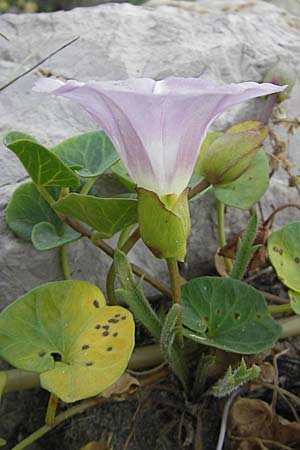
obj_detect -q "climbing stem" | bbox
[80,177,96,195]
[60,245,71,280]
[45,393,59,427]
[106,227,141,305]
[166,258,184,346]
[216,199,233,274]
[268,303,293,315]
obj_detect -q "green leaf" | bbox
[3,130,37,146]
[289,290,300,315]
[0,281,135,402]
[6,140,80,188]
[111,160,136,192]
[32,222,81,251]
[231,213,259,280]
[182,277,281,354]
[6,182,62,241]
[268,222,300,292]
[210,358,260,398]
[54,193,138,239]
[214,150,269,210]
[52,131,119,178]
[0,439,6,447]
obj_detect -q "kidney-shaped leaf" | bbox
[214,150,269,210]
[6,182,62,241]
[32,222,81,251]
[6,139,80,188]
[54,193,138,238]
[268,222,300,292]
[0,281,135,402]
[52,131,119,178]
[182,277,281,354]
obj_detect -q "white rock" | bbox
[1,0,300,306]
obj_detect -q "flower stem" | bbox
[259,93,277,125]
[60,245,71,280]
[216,199,232,274]
[45,393,59,427]
[106,227,141,305]
[166,258,184,346]
[188,179,210,199]
[268,303,293,315]
[80,177,97,195]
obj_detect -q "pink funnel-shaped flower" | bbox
[33,77,284,196]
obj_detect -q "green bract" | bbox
[268,222,300,292]
[137,188,190,261]
[0,281,135,402]
[5,139,80,188]
[182,277,281,354]
[52,131,119,178]
[197,130,264,186]
[54,193,138,239]
[214,150,269,210]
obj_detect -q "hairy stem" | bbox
[166,258,184,346]
[216,199,232,274]
[106,227,141,305]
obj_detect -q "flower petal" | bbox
[33,77,285,195]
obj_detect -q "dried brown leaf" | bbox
[100,372,140,400]
[229,397,300,449]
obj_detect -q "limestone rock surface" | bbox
[1,0,300,308]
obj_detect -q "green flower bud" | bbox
[137,188,190,261]
[263,62,296,102]
[197,130,264,186]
